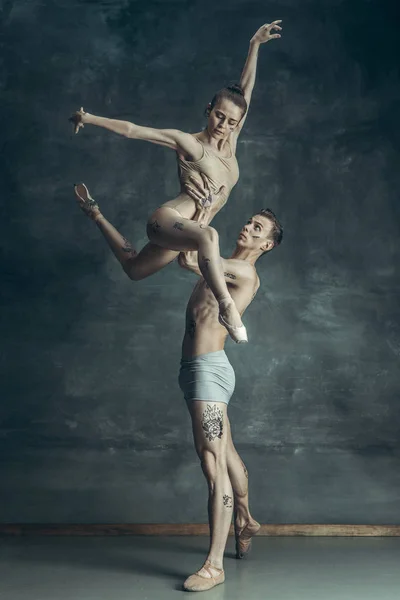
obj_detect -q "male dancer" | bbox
[73,178,282,592]
[176,178,283,591]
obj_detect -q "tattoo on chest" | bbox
[224,272,237,280]
[223,494,233,508]
[187,319,196,338]
[173,221,184,231]
[148,220,161,235]
[201,404,223,442]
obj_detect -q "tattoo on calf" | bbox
[224,272,237,280]
[188,319,196,338]
[223,494,233,508]
[173,221,184,231]
[201,404,223,442]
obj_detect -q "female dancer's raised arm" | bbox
[233,20,282,136]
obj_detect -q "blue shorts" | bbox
[179,350,235,405]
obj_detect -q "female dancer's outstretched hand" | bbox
[185,174,225,212]
[69,107,87,134]
[251,20,282,44]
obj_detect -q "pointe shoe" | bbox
[235,519,261,559]
[218,301,248,344]
[183,560,225,592]
[74,183,101,220]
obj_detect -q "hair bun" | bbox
[227,83,245,96]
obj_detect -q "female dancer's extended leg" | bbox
[74,183,179,279]
[74,184,246,342]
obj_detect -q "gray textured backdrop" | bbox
[1,0,400,524]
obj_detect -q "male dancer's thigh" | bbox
[147,206,210,252]
[132,242,178,279]
[188,401,228,458]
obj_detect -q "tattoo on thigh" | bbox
[201,404,223,442]
[149,220,161,235]
[223,494,233,508]
[202,257,211,271]
[187,319,196,338]
[173,221,184,231]
[224,272,237,280]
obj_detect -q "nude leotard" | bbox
[159,136,240,219]
[178,137,239,203]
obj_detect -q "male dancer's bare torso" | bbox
[181,257,260,359]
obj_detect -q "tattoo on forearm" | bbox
[201,404,223,442]
[148,220,161,235]
[224,272,237,280]
[241,460,249,479]
[173,221,184,231]
[187,319,196,338]
[223,494,233,508]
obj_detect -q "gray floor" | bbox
[1,535,400,599]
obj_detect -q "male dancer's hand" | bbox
[185,174,225,213]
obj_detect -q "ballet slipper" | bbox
[235,519,261,559]
[218,299,248,344]
[183,559,225,592]
[74,183,101,220]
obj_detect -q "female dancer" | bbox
[70,21,282,342]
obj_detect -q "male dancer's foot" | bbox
[183,559,225,592]
[74,183,102,221]
[234,512,261,559]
